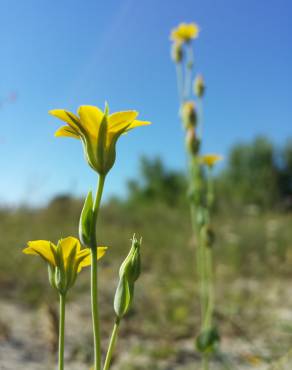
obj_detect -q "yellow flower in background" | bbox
[200,154,223,168]
[49,105,151,175]
[23,237,107,293]
[170,22,199,43]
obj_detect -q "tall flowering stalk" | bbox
[50,104,150,370]
[170,23,222,369]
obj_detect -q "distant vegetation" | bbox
[125,136,292,212]
[1,136,292,368]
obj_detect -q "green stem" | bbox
[201,244,209,329]
[204,246,214,329]
[103,317,121,370]
[91,174,106,370]
[184,43,194,101]
[206,167,214,210]
[58,293,66,370]
[198,99,203,140]
[176,63,184,105]
[202,354,209,370]
[204,168,214,329]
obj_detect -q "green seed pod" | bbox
[196,327,220,353]
[171,42,183,63]
[79,190,94,248]
[181,101,197,129]
[114,235,141,318]
[194,75,205,98]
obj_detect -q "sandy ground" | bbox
[1,287,292,370]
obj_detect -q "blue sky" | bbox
[1,0,291,205]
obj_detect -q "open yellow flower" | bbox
[23,237,107,293]
[200,154,223,168]
[49,105,151,175]
[170,22,199,43]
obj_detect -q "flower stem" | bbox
[176,63,185,105]
[91,174,106,370]
[184,43,194,100]
[202,354,209,370]
[58,293,66,370]
[103,317,121,370]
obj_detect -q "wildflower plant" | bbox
[23,237,106,370]
[23,103,150,370]
[50,104,150,370]
[170,22,222,369]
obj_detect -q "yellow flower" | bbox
[170,22,200,43]
[49,105,151,175]
[200,154,223,168]
[23,237,107,293]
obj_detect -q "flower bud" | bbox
[185,127,200,156]
[196,327,220,353]
[79,191,95,248]
[171,42,183,63]
[200,224,215,248]
[114,235,141,318]
[181,101,197,129]
[194,75,205,98]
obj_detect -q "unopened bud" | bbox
[181,101,197,129]
[194,75,205,98]
[79,191,95,248]
[185,128,200,155]
[114,235,141,318]
[171,42,183,63]
[196,327,220,353]
[200,224,215,248]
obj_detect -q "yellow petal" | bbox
[77,246,107,272]
[23,240,56,266]
[78,105,104,138]
[55,125,80,139]
[126,119,151,131]
[200,154,223,167]
[58,237,81,267]
[108,111,138,132]
[49,109,81,132]
[170,22,200,42]
[76,248,91,260]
